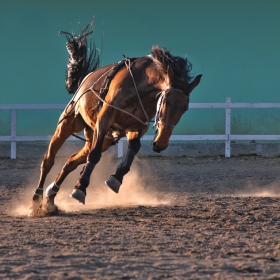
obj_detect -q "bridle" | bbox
[154,86,176,133]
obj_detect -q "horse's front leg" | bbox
[69,119,107,204]
[105,132,141,193]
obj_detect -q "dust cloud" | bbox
[57,156,171,212]
[13,154,170,216]
[235,180,280,198]
[12,153,280,216]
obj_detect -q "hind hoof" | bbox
[42,205,59,216]
[28,202,41,217]
[42,200,59,216]
[70,189,86,204]
[105,175,121,193]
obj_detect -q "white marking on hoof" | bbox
[45,182,60,197]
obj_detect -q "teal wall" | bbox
[0,0,280,136]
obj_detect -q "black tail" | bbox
[59,18,101,94]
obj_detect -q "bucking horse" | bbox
[29,19,202,216]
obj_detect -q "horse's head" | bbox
[153,75,202,153]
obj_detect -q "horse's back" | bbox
[78,63,118,95]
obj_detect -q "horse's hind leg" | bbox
[105,132,141,193]
[44,127,93,207]
[45,127,118,206]
[30,113,83,215]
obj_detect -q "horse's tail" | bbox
[59,18,101,94]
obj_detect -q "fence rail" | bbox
[1,98,280,159]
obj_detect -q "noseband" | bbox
[154,86,176,132]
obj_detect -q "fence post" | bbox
[225,97,231,157]
[11,110,17,159]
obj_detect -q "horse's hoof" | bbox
[42,204,59,215]
[42,199,59,216]
[105,175,121,193]
[69,189,86,204]
[28,202,41,217]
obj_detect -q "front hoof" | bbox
[105,175,121,193]
[70,189,86,204]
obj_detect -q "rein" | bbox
[88,87,149,126]
[124,56,150,126]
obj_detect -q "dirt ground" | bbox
[0,155,280,279]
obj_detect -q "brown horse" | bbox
[30,23,202,216]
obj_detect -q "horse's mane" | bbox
[151,45,193,91]
[59,18,101,94]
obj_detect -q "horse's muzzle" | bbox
[153,141,167,153]
[153,141,160,153]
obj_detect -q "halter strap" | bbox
[157,120,175,128]
[154,86,175,130]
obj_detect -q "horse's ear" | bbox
[189,75,202,94]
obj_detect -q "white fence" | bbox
[1,98,280,159]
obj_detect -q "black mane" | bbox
[151,45,193,92]
[60,18,101,94]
